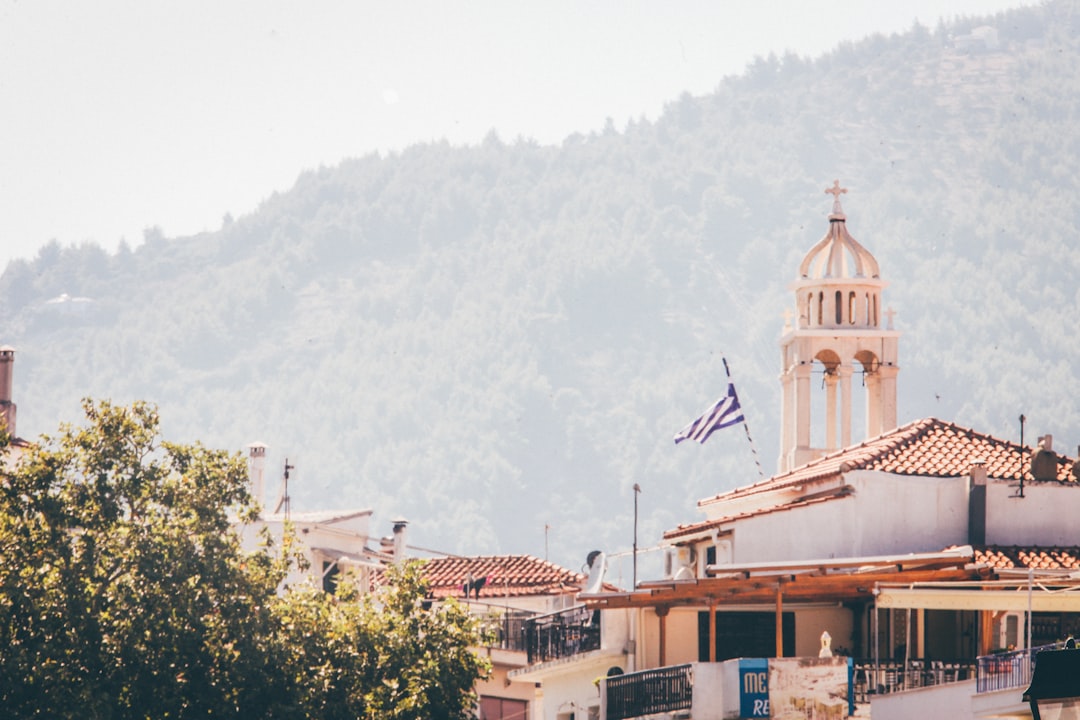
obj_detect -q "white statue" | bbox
[819,630,833,658]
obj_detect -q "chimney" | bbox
[1031,435,1059,482]
[0,346,16,438]
[392,518,409,564]
[968,459,987,546]
[247,442,267,509]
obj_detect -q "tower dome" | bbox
[798,180,880,280]
[790,181,887,331]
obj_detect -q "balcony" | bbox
[604,664,693,720]
[976,642,1066,694]
[851,658,976,701]
[480,608,534,653]
[523,605,601,664]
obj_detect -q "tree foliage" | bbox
[0,400,489,719]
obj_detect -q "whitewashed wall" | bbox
[985,479,1080,546]
[729,471,969,562]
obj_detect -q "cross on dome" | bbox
[825,179,847,215]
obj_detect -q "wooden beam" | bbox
[584,567,985,610]
[656,605,669,667]
[776,584,784,658]
[708,600,717,662]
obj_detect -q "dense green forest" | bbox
[2,2,1078,576]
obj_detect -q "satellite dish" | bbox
[582,550,607,595]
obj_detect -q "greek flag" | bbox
[674,383,745,444]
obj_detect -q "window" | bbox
[835,290,842,324]
[848,291,856,324]
[322,560,339,594]
[698,611,795,661]
[481,696,528,720]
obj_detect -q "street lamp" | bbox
[1023,647,1080,720]
[632,483,641,589]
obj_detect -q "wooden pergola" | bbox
[580,547,994,663]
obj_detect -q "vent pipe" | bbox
[1031,435,1058,482]
[0,346,15,438]
[247,442,267,509]
[391,518,409,564]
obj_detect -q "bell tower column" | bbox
[794,362,812,462]
[824,370,839,450]
[878,364,899,436]
[838,364,853,448]
[779,354,795,471]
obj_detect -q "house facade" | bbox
[414,554,595,720]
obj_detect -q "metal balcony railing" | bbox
[523,605,601,664]
[852,659,976,701]
[604,664,693,720]
[976,642,1065,694]
[480,610,534,653]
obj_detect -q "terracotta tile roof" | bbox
[700,417,1076,506]
[410,555,587,600]
[974,545,1080,571]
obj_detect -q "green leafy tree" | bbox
[0,399,287,718]
[272,562,491,720]
[0,400,490,719]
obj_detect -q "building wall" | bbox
[665,608,703,666]
[794,607,853,658]
[985,480,1080,546]
[477,662,538,719]
[870,678,977,720]
[731,471,969,563]
[537,657,614,720]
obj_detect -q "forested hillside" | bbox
[2,2,1078,575]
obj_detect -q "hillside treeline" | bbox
[1,1,1078,573]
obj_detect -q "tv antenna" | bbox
[274,458,295,517]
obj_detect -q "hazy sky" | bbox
[1,0,1028,269]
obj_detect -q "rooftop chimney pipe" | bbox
[247,442,267,510]
[0,346,15,438]
[392,518,408,564]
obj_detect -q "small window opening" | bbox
[322,560,340,594]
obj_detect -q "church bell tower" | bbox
[778,182,900,473]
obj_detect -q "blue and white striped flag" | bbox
[674,383,745,444]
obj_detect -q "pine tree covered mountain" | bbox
[2,2,1078,573]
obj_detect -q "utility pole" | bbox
[633,483,642,589]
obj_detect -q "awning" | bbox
[876,582,1080,612]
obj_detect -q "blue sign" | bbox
[739,658,769,718]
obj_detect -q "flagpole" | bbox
[722,357,765,479]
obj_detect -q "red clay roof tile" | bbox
[397,555,587,600]
[975,545,1080,571]
[699,417,1076,508]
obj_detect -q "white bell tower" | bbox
[778,181,900,473]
